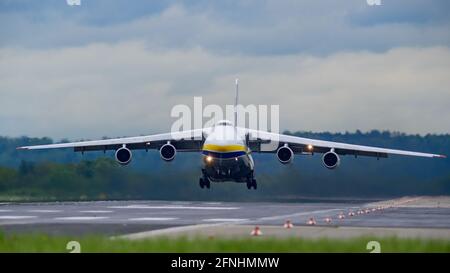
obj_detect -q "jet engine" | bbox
[322,151,340,169]
[115,147,132,165]
[160,143,176,161]
[277,145,294,164]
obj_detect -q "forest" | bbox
[0,130,449,201]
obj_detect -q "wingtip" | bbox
[16,147,28,150]
[434,154,447,159]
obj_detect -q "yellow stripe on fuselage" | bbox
[202,143,246,153]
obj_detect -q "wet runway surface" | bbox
[1,199,450,236]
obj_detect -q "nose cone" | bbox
[202,125,247,159]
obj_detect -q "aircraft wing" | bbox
[17,128,210,153]
[243,129,446,159]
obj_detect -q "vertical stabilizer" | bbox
[234,78,239,127]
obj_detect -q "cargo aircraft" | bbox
[18,80,446,189]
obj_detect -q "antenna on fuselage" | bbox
[234,78,239,127]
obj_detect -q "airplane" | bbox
[17,80,446,190]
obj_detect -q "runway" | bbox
[1,197,450,238]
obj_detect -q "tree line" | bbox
[0,131,449,201]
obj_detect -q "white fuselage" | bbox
[201,121,254,182]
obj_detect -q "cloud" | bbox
[0,1,449,139]
[1,1,449,55]
[349,0,450,26]
[1,43,449,139]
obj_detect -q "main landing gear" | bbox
[199,176,211,189]
[246,174,257,190]
[199,169,211,189]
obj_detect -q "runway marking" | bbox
[80,210,113,213]
[27,210,61,213]
[108,205,239,210]
[203,218,248,222]
[0,215,37,220]
[0,209,12,212]
[258,208,342,221]
[128,217,178,221]
[54,216,109,221]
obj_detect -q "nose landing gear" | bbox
[199,177,211,189]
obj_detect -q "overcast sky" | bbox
[1,0,449,140]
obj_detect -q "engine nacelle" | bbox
[115,147,132,165]
[322,151,340,169]
[277,146,294,164]
[160,143,176,161]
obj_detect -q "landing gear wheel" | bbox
[246,177,257,190]
[200,177,211,189]
[252,179,257,190]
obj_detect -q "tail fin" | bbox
[234,78,239,127]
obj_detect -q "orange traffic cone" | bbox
[251,226,262,236]
[283,220,294,229]
[307,217,316,225]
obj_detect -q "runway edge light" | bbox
[283,219,294,229]
[250,226,262,236]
